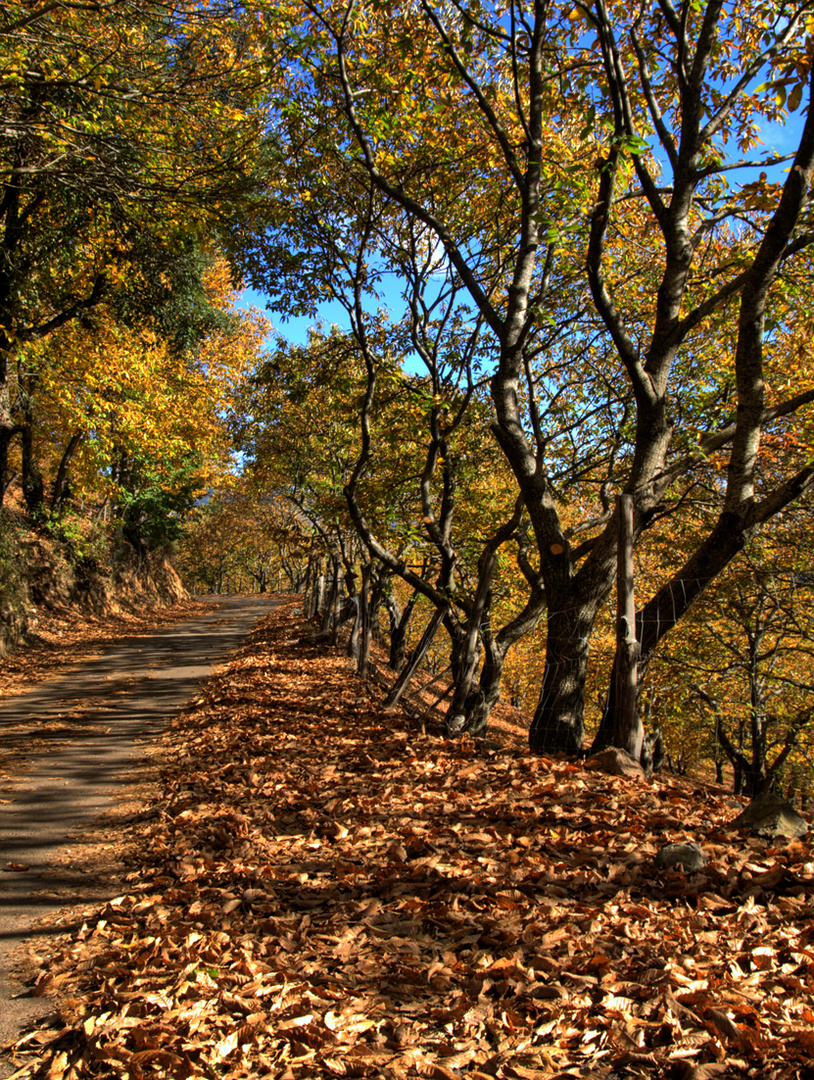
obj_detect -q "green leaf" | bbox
[580,105,596,140]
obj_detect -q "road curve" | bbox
[0,594,280,1073]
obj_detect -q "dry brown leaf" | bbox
[11,598,814,1080]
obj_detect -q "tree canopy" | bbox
[4,0,814,795]
[230,0,814,765]
[0,0,266,500]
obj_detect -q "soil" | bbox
[0,600,750,1080]
[7,601,808,1080]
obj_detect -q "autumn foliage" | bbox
[3,0,814,786]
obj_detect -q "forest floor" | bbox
[3,597,814,1080]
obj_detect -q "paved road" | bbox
[0,595,279,1074]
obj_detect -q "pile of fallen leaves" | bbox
[10,599,814,1080]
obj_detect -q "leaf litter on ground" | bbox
[7,598,814,1080]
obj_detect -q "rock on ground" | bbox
[728,790,808,839]
[655,841,708,872]
[584,747,645,780]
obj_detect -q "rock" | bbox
[655,842,707,872]
[298,630,333,645]
[584,747,645,780]
[729,790,808,839]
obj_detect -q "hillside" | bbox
[6,598,813,1080]
[0,488,190,664]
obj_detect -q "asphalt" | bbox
[0,594,280,1074]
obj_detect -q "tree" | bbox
[657,513,814,797]
[0,0,265,501]
[233,311,547,733]
[251,0,814,759]
[11,256,267,565]
[233,328,372,632]
[178,480,314,594]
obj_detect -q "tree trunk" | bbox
[15,367,43,515]
[445,546,498,734]
[528,602,596,755]
[592,496,645,759]
[0,422,12,507]
[357,562,372,679]
[747,637,768,796]
[368,564,388,644]
[387,589,418,670]
[713,714,723,784]
[313,573,326,619]
[302,557,316,615]
[384,605,447,711]
[733,764,744,796]
[20,422,43,516]
[445,617,478,730]
[444,506,539,737]
[347,596,360,660]
[51,432,83,514]
[613,495,643,757]
[718,714,752,798]
[447,637,507,739]
[305,559,322,617]
[0,338,18,507]
[595,513,756,752]
[321,556,341,635]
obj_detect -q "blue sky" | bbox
[234,286,353,348]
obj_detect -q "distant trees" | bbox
[179,480,314,595]
[227,324,548,733]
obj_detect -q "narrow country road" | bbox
[0,595,280,1074]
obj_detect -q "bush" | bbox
[36,508,109,566]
